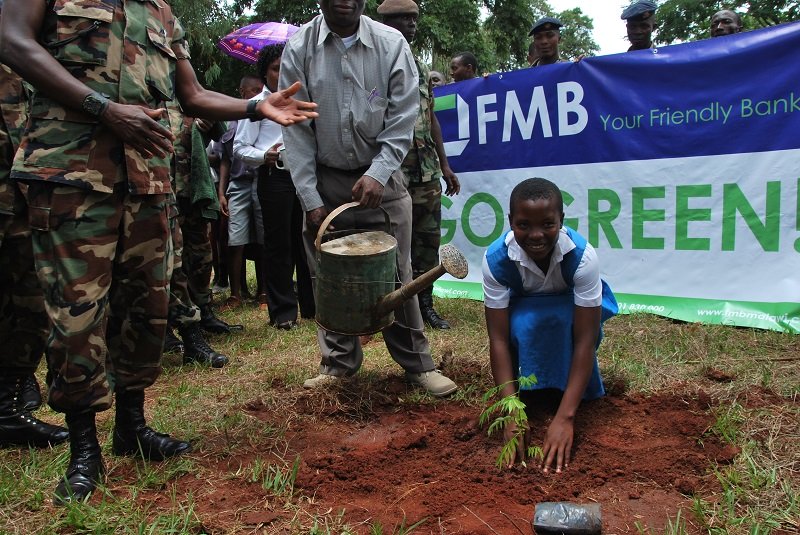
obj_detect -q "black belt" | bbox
[317,163,370,178]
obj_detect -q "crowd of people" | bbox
[447,1,746,83]
[0,0,766,507]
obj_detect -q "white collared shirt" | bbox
[482,229,603,309]
[233,87,283,166]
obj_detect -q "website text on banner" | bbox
[432,22,800,333]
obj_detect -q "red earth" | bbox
[136,374,740,534]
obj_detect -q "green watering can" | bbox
[314,202,468,336]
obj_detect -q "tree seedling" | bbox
[479,374,543,469]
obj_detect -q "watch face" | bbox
[83,94,107,117]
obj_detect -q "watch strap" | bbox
[246,99,261,121]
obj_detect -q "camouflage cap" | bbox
[621,0,658,20]
[529,16,563,36]
[377,0,419,16]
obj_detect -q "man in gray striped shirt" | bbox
[279,0,457,396]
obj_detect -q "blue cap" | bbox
[621,0,658,20]
[529,16,563,36]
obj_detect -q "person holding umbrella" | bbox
[0,0,316,506]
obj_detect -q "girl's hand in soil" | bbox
[503,419,530,468]
[541,416,574,473]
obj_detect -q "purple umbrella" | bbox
[217,22,300,64]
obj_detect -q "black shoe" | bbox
[0,376,69,448]
[54,411,104,505]
[22,374,42,412]
[179,324,229,368]
[199,304,243,334]
[273,320,297,331]
[418,286,451,330]
[112,390,192,461]
[163,327,184,354]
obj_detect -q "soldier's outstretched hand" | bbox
[102,103,174,159]
[258,81,318,126]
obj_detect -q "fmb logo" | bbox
[434,82,590,160]
[434,93,470,157]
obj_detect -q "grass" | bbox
[1,274,798,534]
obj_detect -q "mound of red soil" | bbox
[222,380,728,534]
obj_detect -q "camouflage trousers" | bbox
[0,201,48,375]
[168,197,212,329]
[22,182,171,413]
[409,180,443,277]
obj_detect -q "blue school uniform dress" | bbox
[483,227,618,400]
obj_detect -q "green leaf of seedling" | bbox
[503,397,526,413]
[487,415,512,436]
[527,445,543,460]
[518,373,538,389]
[497,437,519,469]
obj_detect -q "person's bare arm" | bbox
[485,306,528,467]
[175,61,316,126]
[431,108,460,195]
[0,0,175,158]
[217,157,231,217]
[541,304,601,473]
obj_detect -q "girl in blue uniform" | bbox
[483,178,617,472]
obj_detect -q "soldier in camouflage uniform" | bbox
[0,0,316,505]
[379,0,461,330]
[0,30,69,448]
[164,105,233,368]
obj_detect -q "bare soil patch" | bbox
[150,376,736,534]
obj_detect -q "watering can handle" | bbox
[314,201,392,252]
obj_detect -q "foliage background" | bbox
[169,0,600,94]
[656,0,799,44]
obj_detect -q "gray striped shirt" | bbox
[279,15,419,211]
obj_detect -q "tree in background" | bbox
[656,0,800,44]
[170,0,600,91]
[170,0,250,94]
[480,1,599,71]
[556,7,599,61]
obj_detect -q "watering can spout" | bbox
[376,244,469,316]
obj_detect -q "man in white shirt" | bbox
[234,44,314,329]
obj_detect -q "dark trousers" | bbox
[257,166,314,324]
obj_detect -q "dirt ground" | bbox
[138,374,741,535]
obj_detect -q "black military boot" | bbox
[418,286,451,330]
[112,389,192,461]
[21,374,42,411]
[163,327,184,354]
[179,323,229,368]
[0,375,69,448]
[53,411,104,505]
[199,304,242,334]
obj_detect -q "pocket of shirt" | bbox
[49,0,114,66]
[352,88,388,139]
[145,25,178,104]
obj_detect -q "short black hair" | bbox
[509,178,564,215]
[718,8,743,25]
[453,51,478,73]
[257,43,285,81]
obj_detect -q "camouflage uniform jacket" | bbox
[530,56,568,67]
[168,103,193,197]
[400,58,442,186]
[0,63,26,215]
[167,102,225,200]
[11,0,191,196]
